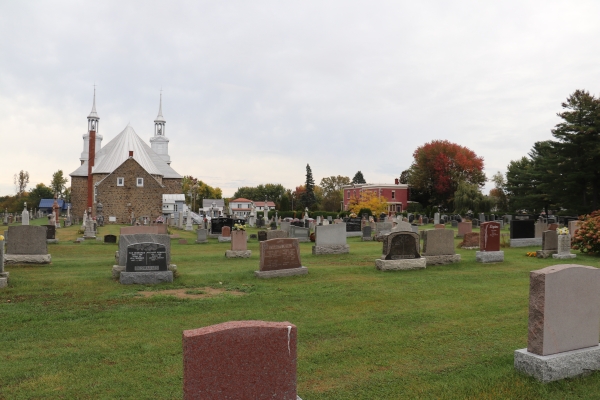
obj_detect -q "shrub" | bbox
[571,212,600,253]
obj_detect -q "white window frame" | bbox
[117,177,124,186]
[137,177,144,187]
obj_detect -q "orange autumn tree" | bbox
[348,190,388,216]
[404,140,486,211]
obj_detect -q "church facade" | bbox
[70,91,183,223]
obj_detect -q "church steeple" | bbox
[87,86,100,132]
[150,91,171,165]
[80,86,103,165]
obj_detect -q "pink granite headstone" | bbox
[547,223,558,231]
[221,226,231,237]
[527,265,600,356]
[231,230,248,251]
[183,320,297,399]
[479,222,500,251]
[434,224,445,229]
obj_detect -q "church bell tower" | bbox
[150,92,171,165]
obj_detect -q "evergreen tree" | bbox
[301,164,316,209]
[352,171,366,184]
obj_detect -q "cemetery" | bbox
[3,216,600,398]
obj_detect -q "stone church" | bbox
[70,90,183,223]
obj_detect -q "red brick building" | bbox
[342,180,409,215]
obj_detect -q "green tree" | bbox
[352,171,366,184]
[301,164,316,209]
[50,170,68,197]
[550,89,600,213]
[182,176,222,213]
[29,183,54,209]
[489,172,509,212]
[320,175,350,212]
[453,181,491,214]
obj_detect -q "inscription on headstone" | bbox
[382,232,420,260]
[126,243,168,272]
[259,238,302,271]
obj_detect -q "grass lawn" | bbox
[1,222,600,399]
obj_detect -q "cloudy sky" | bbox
[2,1,599,197]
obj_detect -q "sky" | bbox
[1,1,600,198]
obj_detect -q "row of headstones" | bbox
[181,262,600,400]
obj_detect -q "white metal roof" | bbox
[70,125,182,179]
[163,194,185,202]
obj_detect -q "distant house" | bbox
[202,199,225,218]
[342,180,409,215]
[230,198,253,218]
[38,199,70,214]
[162,194,186,219]
[254,201,276,213]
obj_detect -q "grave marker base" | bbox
[510,238,542,247]
[425,254,461,266]
[195,239,208,244]
[112,264,177,279]
[514,345,600,383]
[552,253,576,259]
[475,251,504,263]
[4,254,51,264]
[0,277,7,288]
[361,237,373,242]
[312,245,350,255]
[47,239,59,244]
[120,271,173,285]
[375,258,426,271]
[254,266,308,279]
[536,250,557,259]
[225,250,252,258]
[218,236,232,243]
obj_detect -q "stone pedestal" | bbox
[312,244,349,255]
[375,258,426,271]
[113,264,177,280]
[514,345,600,382]
[475,251,504,263]
[536,250,557,259]
[218,236,232,243]
[552,235,576,259]
[4,254,52,264]
[120,271,173,285]
[424,254,461,266]
[361,236,373,242]
[510,238,542,247]
[225,250,252,258]
[255,266,308,278]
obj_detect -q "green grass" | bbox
[1,223,600,399]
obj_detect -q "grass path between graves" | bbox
[1,224,600,399]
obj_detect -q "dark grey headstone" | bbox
[6,226,47,255]
[362,226,372,237]
[382,232,420,260]
[511,220,535,239]
[126,243,168,272]
[542,230,558,251]
[104,234,117,243]
[257,231,268,242]
[44,225,56,240]
[422,229,455,256]
[118,234,170,266]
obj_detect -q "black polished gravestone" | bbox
[104,234,117,243]
[257,231,268,242]
[210,217,233,235]
[126,243,168,272]
[343,217,361,232]
[44,224,56,240]
[510,219,535,239]
[382,232,421,260]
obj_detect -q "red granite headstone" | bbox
[179,239,188,244]
[548,223,558,231]
[183,320,297,400]
[221,226,231,237]
[457,221,472,237]
[434,224,445,229]
[260,238,302,271]
[460,232,480,248]
[480,222,501,251]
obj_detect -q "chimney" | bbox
[395,178,399,185]
[129,151,134,157]
[86,129,96,210]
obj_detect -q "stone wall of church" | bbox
[96,158,165,223]
[70,176,88,221]
[163,178,182,194]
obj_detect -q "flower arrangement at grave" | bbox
[556,227,569,236]
[233,223,246,231]
[0,234,4,241]
[526,251,537,257]
[571,211,600,253]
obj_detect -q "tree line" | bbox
[1,170,69,213]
